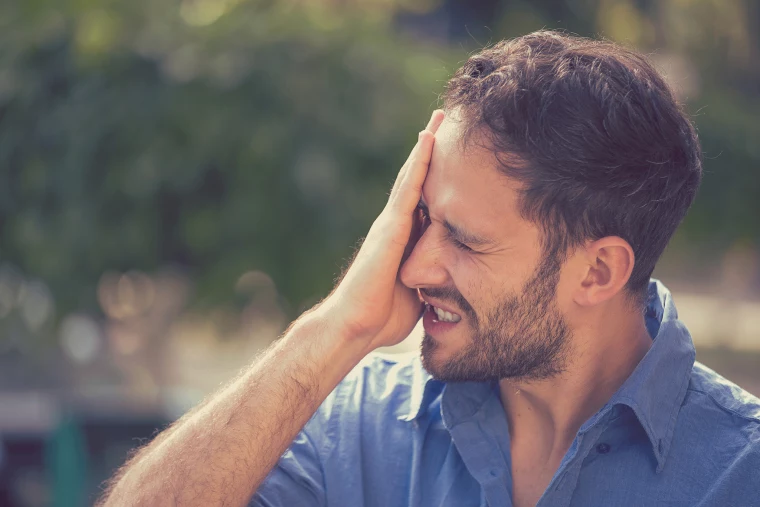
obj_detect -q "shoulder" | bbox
[313,351,427,424]
[337,351,427,411]
[662,362,760,502]
[675,361,760,465]
[343,350,424,393]
[686,361,760,424]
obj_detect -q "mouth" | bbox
[422,302,461,336]
[420,294,464,337]
[419,291,465,336]
[419,291,463,323]
[424,302,461,323]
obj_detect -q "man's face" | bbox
[399,116,573,383]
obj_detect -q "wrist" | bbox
[285,302,373,385]
[305,296,373,346]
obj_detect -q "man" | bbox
[99,31,760,507]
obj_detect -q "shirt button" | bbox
[596,442,611,454]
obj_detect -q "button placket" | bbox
[540,421,612,507]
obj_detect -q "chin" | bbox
[420,333,456,378]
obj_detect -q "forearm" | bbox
[99,307,368,507]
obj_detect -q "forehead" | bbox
[424,117,525,238]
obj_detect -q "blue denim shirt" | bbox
[253,279,760,506]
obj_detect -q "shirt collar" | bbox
[591,278,696,473]
[398,279,695,473]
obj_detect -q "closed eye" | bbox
[447,233,474,252]
[417,205,474,253]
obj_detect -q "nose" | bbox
[399,228,449,289]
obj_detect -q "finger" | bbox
[390,141,419,195]
[425,109,445,134]
[401,206,422,264]
[392,129,435,211]
[390,110,444,197]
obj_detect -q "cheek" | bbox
[551,262,575,310]
[452,255,528,311]
[448,259,486,310]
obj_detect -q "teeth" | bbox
[432,305,461,323]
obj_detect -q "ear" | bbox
[574,237,635,307]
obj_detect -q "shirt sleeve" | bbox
[248,413,327,507]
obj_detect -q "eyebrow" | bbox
[418,198,496,247]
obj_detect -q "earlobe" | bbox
[575,237,635,307]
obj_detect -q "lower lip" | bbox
[422,305,461,335]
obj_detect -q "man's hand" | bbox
[323,109,445,350]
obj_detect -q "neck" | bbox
[499,308,652,464]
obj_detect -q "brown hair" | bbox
[444,30,703,310]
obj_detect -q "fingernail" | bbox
[418,131,425,139]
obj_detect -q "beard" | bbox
[420,251,572,383]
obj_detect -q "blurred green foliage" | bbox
[0,0,758,332]
[0,0,451,320]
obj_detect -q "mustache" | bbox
[420,286,477,323]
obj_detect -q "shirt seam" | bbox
[686,387,760,425]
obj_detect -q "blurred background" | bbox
[0,0,758,505]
